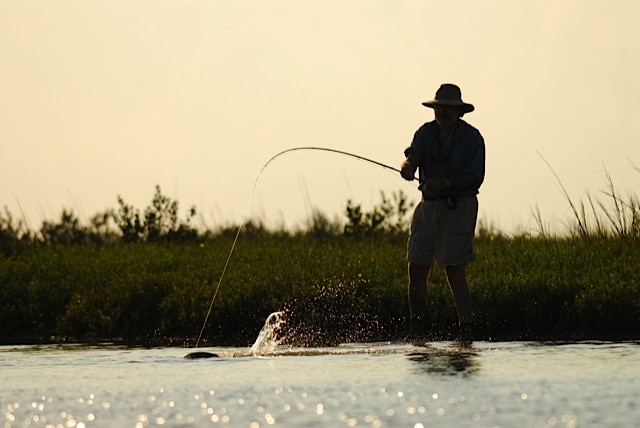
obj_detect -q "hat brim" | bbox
[422,100,475,114]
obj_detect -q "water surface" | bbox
[2,341,638,427]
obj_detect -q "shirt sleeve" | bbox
[404,122,433,162]
[461,125,486,186]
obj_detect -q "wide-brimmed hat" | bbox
[422,83,474,114]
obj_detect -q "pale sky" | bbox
[2,0,639,235]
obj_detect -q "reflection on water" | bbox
[2,342,639,427]
[407,348,480,377]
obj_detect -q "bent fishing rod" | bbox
[259,146,406,177]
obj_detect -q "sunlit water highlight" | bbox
[2,340,639,427]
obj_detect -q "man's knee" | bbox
[409,262,430,281]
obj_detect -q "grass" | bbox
[1,233,638,346]
[1,170,639,346]
[536,154,640,238]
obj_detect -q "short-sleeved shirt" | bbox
[404,119,485,200]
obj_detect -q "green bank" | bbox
[1,234,638,345]
[1,185,639,345]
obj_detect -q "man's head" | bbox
[422,83,474,128]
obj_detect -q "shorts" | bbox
[407,196,478,267]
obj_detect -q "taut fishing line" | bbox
[192,146,413,349]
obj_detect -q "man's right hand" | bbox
[400,159,417,181]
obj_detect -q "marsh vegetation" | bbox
[1,180,638,346]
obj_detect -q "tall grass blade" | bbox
[537,152,587,236]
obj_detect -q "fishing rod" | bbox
[259,146,406,177]
[189,146,415,356]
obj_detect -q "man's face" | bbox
[434,105,461,129]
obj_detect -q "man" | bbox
[400,83,485,343]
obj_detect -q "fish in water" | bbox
[183,351,219,359]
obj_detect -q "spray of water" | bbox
[193,146,411,349]
[250,311,286,356]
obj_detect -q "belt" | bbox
[422,194,472,210]
[422,194,472,202]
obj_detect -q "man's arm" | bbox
[400,154,420,181]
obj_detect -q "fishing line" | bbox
[193,146,413,349]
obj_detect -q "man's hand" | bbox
[400,159,417,181]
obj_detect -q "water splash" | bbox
[250,311,285,356]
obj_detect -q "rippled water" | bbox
[2,340,639,427]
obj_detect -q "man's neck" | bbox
[438,121,457,144]
[438,118,458,131]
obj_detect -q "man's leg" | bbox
[444,264,472,324]
[408,262,431,337]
